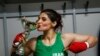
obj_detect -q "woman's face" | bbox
[36,13,55,31]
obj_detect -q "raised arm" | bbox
[69,33,97,48]
[62,33,98,53]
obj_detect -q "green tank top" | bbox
[34,32,68,56]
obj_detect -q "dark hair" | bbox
[40,9,63,31]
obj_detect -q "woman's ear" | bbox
[52,21,57,27]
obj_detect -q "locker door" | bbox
[76,13,100,56]
[0,19,5,56]
[62,15,76,56]
[7,18,24,56]
[62,15,73,33]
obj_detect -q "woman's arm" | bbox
[62,33,98,53]
[70,33,98,48]
[24,44,32,56]
[10,46,17,56]
[11,37,36,56]
[24,38,37,56]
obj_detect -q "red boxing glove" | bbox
[13,33,24,46]
[68,42,89,53]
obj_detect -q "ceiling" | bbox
[1,0,69,4]
[0,0,99,8]
[0,0,100,13]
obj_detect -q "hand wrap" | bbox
[13,33,24,46]
[69,42,89,53]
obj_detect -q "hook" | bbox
[62,2,66,13]
[18,4,22,18]
[62,2,66,17]
[84,0,89,15]
[41,3,44,11]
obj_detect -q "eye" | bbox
[42,17,46,21]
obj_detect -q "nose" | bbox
[36,19,42,28]
[36,19,42,24]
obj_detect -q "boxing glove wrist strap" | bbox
[85,42,89,48]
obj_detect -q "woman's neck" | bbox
[43,29,56,40]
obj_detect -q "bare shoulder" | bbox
[62,33,97,42]
[61,33,75,47]
[26,37,37,51]
[61,33,75,40]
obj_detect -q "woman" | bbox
[12,9,97,56]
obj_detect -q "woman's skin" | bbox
[24,12,98,56]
